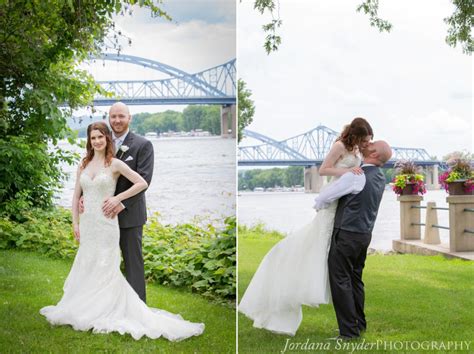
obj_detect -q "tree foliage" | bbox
[444,0,473,54]
[0,0,168,215]
[237,79,255,142]
[355,0,392,33]
[253,0,282,54]
[238,166,304,190]
[442,150,474,161]
[251,0,472,55]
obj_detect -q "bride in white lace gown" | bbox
[40,122,204,341]
[238,118,373,336]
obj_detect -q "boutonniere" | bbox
[118,145,129,159]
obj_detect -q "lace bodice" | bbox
[326,152,362,184]
[41,164,205,342]
[80,166,117,214]
[334,152,362,169]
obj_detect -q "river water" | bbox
[56,137,236,226]
[238,189,451,251]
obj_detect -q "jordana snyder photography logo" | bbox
[281,338,472,353]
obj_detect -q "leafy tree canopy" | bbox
[237,79,255,142]
[0,0,168,215]
[252,0,472,54]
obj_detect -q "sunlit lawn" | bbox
[0,250,235,353]
[238,226,474,353]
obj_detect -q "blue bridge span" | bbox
[238,126,443,169]
[238,125,444,191]
[89,53,236,106]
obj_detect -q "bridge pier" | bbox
[304,166,326,193]
[424,164,440,190]
[221,104,236,138]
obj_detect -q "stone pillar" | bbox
[425,165,440,190]
[304,166,325,193]
[432,164,439,190]
[230,104,236,139]
[424,167,433,188]
[423,201,440,244]
[447,195,474,252]
[398,195,423,240]
[304,167,312,193]
[220,105,230,138]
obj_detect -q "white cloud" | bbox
[238,0,472,159]
[78,2,235,115]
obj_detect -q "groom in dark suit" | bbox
[327,141,392,340]
[103,102,154,303]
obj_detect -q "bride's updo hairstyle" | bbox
[336,117,373,152]
[81,122,114,169]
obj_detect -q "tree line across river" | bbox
[75,106,221,138]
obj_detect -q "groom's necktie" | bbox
[113,137,122,155]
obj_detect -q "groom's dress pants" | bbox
[328,228,371,338]
[120,226,146,303]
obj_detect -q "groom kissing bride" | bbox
[239,118,392,340]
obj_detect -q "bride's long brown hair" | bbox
[81,122,114,170]
[336,117,373,152]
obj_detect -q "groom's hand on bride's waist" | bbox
[103,202,125,219]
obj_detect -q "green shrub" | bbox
[143,215,236,301]
[0,207,236,302]
[0,137,78,217]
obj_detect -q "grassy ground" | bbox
[238,226,474,353]
[0,250,235,353]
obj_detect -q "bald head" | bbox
[362,140,392,166]
[109,102,131,137]
[109,102,130,115]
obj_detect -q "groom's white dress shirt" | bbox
[113,130,129,153]
[313,164,376,211]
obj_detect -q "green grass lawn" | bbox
[238,227,474,353]
[0,250,235,353]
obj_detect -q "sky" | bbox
[78,0,236,117]
[238,0,472,160]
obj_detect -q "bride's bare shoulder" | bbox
[110,158,126,172]
[330,141,347,155]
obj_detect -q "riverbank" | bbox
[238,225,474,353]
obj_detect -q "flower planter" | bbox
[447,180,474,195]
[400,183,416,195]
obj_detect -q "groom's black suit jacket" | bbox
[115,132,154,229]
[333,166,385,234]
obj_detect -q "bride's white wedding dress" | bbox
[40,166,204,341]
[238,152,361,336]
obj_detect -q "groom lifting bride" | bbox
[239,118,392,340]
[316,139,392,339]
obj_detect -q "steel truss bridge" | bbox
[238,125,444,168]
[89,53,236,106]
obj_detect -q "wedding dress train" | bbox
[40,166,204,341]
[238,153,361,335]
